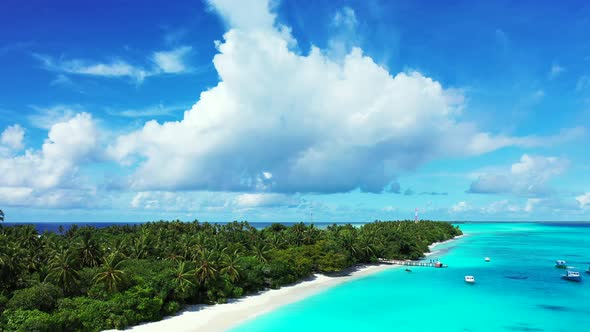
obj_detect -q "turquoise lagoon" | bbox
[234,223,590,331]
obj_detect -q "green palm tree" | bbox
[77,231,101,267]
[0,238,26,280]
[45,248,80,293]
[41,234,62,258]
[220,249,242,283]
[16,225,39,250]
[303,224,320,245]
[357,236,376,261]
[172,261,195,297]
[194,250,218,285]
[106,238,128,260]
[0,209,4,223]
[290,222,306,246]
[94,254,125,292]
[166,251,184,263]
[130,235,150,259]
[252,241,270,264]
[339,230,359,259]
[0,235,7,267]
[268,233,286,249]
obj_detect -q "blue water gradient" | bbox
[233,223,590,332]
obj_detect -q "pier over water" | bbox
[379,259,448,268]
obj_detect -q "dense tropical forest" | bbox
[0,218,461,331]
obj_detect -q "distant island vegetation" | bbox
[0,219,461,331]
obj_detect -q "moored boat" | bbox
[561,270,582,282]
[555,260,567,268]
[464,275,475,284]
[484,257,491,262]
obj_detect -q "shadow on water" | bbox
[537,304,570,312]
[504,323,544,331]
[323,263,387,278]
[504,275,528,280]
[430,245,455,256]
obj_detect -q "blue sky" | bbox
[1,0,590,223]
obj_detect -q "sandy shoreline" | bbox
[107,235,463,332]
[427,234,465,255]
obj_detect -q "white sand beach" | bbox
[106,263,399,332]
[107,235,463,332]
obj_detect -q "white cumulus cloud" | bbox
[128,190,300,212]
[450,201,472,213]
[0,113,99,207]
[1,124,25,152]
[576,193,590,209]
[468,154,568,196]
[234,193,300,208]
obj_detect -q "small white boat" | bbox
[561,270,582,282]
[484,257,491,262]
[464,275,475,284]
[555,260,567,268]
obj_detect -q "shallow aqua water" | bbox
[233,223,590,332]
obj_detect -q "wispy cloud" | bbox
[106,103,189,118]
[577,75,590,92]
[50,74,74,87]
[34,46,193,84]
[152,46,192,73]
[467,126,586,154]
[420,191,448,196]
[548,63,565,79]
[28,105,81,129]
[163,28,189,46]
[449,197,581,218]
[331,7,358,29]
[328,7,360,59]
[495,28,509,51]
[35,54,150,83]
[450,201,472,213]
[0,41,34,56]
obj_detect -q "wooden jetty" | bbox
[379,259,448,268]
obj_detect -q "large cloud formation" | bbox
[109,0,550,194]
[0,113,99,207]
